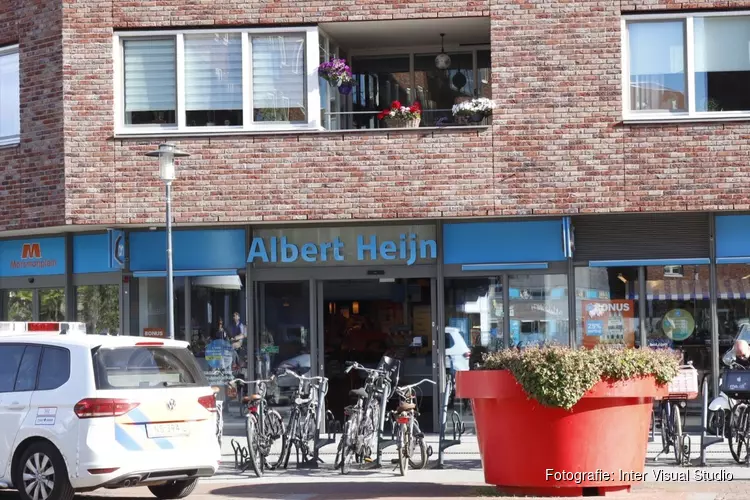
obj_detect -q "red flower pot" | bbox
[456,370,667,497]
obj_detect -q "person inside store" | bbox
[733,339,750,368]
[215,317,228,341]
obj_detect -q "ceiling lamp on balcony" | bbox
[435,33,451,70]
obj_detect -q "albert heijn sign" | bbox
[0,237,66,277]
[249,225,438,267]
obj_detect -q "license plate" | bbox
[146,422,190,438]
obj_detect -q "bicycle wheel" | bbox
[398,424,409,477]
[409,423,428,470]
[264,409,285,469]
[729,404,746,464]
[340,420,354,475]
[278,414,297,469]
[672,403,686,466]
[245,413,262,477]
[659,405,671,454]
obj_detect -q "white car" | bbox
[0,322,220,500]
[445,327,471,372]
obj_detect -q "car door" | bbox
[0,344,38,481]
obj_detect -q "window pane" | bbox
[716,264,750,357]
[39,288,65,321]
[509,274,568,347]
[628,21,687,112]
[477,50,491,99]
[184,34,243,127]
[351,55,410,129]
[414,53,474,126]
[14,346,41,392]
[575,267,639,348]
[37,347,71,391]
[123,38,177,125]
[77,285,120,335]
[2,290,32,321]
[0,50,20,141]
[252,35,307,123]
[694,16,750,112]
[645,265,711,380]
[0,345,25,393]
[93,346,206,389]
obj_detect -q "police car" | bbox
[0,322,220,500]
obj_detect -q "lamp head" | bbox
[145,143,189,182]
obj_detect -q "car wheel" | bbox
[14,441,74,500]
[148,478,199,499]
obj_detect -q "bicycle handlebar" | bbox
[344,361,388,377]
[283,368,326,383]
[396,379,436,393]
[227,377,275,387]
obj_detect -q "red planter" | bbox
[456,370,667,497]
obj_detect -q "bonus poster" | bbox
[582,300,636,348]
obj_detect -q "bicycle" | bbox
[275,369,329,469]
[228,377,285,477]
[391,378,435,476]
[437,363,465,468]
[336,358,399,474]
[656,363,698,466]
[720,362,750,464]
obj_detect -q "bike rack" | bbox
[376,384,398,468]
[699,377,724,466]
[437,369,465,469]
[230,438,254,472]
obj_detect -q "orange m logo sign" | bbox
[21,243,41,259]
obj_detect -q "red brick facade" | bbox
[3,0,750,231]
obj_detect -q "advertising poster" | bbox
[582,300,636,349]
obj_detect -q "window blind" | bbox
[694,16,750,73]
[184,33,242,111]
[123,38,177,113]
[0,50,19,139]
[252,35,306,111]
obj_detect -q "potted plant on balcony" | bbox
[377,101,422,128]
[456,345,678,496]
[318,57,355,96]
[452,97,495,125]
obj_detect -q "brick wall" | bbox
[0,1,65,232]
[7,0,750,230]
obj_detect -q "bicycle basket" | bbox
[666,366,698,400]
[720,370,750,400]
[377,355,401,386]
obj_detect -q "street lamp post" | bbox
[145,144,189,340]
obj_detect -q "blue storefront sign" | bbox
[0,237,66,277]
[73,232,125,274]
[249,225,437,267]
[130,229,246,273]
[716,215,750,263]
[443,219,567,270]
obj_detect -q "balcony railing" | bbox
[322,109,490,131]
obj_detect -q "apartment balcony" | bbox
[318,17,492,131]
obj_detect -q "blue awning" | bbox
[589,258,710,268]
[132,269,238,278]
[461,263,549,272]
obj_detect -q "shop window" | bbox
[574,267,639,348]
[2,290,32,321]
[645,265,711,378]
[39,289,65,321]
[508,274,568,347]
[76,285,120,335]
[444,277,504,435]
[715,264,750,361]
[133,277,185,340]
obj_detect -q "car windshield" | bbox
[92,345,208,389]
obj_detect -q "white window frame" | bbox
[0,44,20,147]
[114,27,321,137]
[623,10,750,123]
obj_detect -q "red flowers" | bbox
[376,100,422,121]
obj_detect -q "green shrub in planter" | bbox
[480,346,680,410]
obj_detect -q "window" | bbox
[625,12,750,120]
[0,45,20,146]
[116,28,318,134]
[92,345,207,390]
[77,285,120,335]
[0,345,25,392]
[37,347,71,391]
[15,346,41,392]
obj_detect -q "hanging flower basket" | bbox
[318,57,355,96]
[452,97,495,125]
[338,81,354,96]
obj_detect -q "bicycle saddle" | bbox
[350,388,368,399]
[243,394,262,403]
[396,402,416,412]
